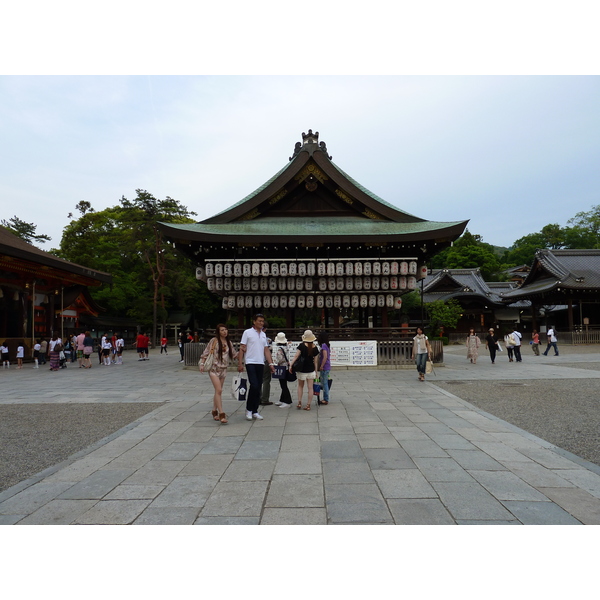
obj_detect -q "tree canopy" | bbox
[1,216,51,245]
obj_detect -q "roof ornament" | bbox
[302,129,319,145]
[290,130,332,160]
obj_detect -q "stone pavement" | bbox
[1,346,600,525]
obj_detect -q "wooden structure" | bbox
[0,226,111,343]
[160,130,468,330]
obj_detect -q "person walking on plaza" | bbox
[49,339,61,371]
[238,314,275,421]
[83,331,94,369]
[289,330,320,410]
[512,326,523,362]
[543,326,559,356]
[115,334,125,364]
[532,329,540,355]
[33,339,41,368]
[177,333,186,363]
[160,336,168,355]
[411,326,432,382]
[1,341,9,368]
[200,323,238,424]
[272,332,293,408]
[16,343,24,368]
[485,328,499,364]
[76,331,85,367]
[317,331,331,405]
[39,338,48,365]
[260,322,273,406]
[466,328,481,364]
[101,336,113,366]
[136,332,146,361]
[504,331,515,362]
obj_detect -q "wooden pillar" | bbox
[381,308,389,328]
[567,298,574,330]
[531,303,538,331]
[333,307,340,328]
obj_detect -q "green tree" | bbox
[564,205,600,249]
[426,298,462,337]
[1,216,51,245]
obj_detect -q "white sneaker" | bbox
[245,410,253,421]
[279,403,291,408]
[252,412,264,420]
[274,401,283,406]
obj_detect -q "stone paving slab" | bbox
[2,347,600,524]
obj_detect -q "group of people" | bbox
[462,326,560,364]
[199,314,331,425]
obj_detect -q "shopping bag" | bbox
[231,375,248,401]
[272,365,286,379]
[313,379,321,397]
[426,360,434,375]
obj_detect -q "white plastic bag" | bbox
[231,375,248,401]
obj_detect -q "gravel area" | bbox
[0,403,164,492]
[435,378,600,467]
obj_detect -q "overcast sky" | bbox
[1,6,599,253]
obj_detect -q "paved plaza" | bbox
[1,345,600,525]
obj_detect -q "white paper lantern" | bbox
[351,295,359,308]
[243,278,251,291]
[336,277,344,290]
[305,278,313,291]
[407,276,417,289]
[243,263,251,277]
[372,261,381,275]
[280,263,288,277]
[306,295,314,308]
[382,261,390,275]
[298,263,306,277]
[345,276,353,290]
[215,278,223,291]
[409,261,418,275]
[363,262,372,276]
[391,261,399,275]
[394,297,403,310]
[419,265,428,279]
[254,295,262,308]
[263,295,271,309]
[298,295,305,308]
[296,277,303,291]
[386,294,394,307]
[319,277,327,291]
[399,276,407,289]
[372,276,380,290]
[354,277,363,291]
[224,263,232,277]
[328,277,336,291]
[400,261,408,275]
[325,295,333,308]
[269,278,277,291]
[369,295,377,307]
[287,277,295,290]
[251,278,259,291]
[252,263,260,276]
[261,263,270,276]
[316,295,324,308]
[271,263,279,277]
[377,295,385,307]
[205,263,214,277]
[354,262,363,276]
[245,295,253,308]
[234,263,242,277]
[334,295,342,308]
[280,295,287,309]
[363,276,371,290]
[207,278,215,291]
[345,262,354,276]
[381,277,389,290]
[390,276,398,290]
[222,297,229,309]
[228,296,236,309]
[289,295,296,308]
[214,263,223,277]
[237,296,245,309]
[271,295,279,309]
[289,262,297,276]
[234,279,242,291]
[343,295,351,308]
[260,277,268,290]
[327,262,335,276]
[196,266,205,281]
[360,295,368,308]
[336,262,344,276]
[317,262,326,276]
[307,262,315,276]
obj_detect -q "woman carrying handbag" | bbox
[411,326,432,382]
[200,324,238,424]
[272,332,293,408]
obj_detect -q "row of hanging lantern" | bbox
[205,275,418,292]
[200,259,420,279]
[221,295,404,310]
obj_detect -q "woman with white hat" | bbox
[272,332,293,407]
[289,330,320,410]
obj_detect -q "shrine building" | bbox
[159,130,469,331]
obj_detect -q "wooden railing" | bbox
[184,339,443,368]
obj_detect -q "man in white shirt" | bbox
[543,327,559,356]
[512,326,523,362]
[238,314,275,421]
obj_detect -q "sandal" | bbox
[219,413,228,424]
[212,409,219,421]
[297,403,302,410]
[304,403,311,411]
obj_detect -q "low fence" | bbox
[184,339,443,369]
